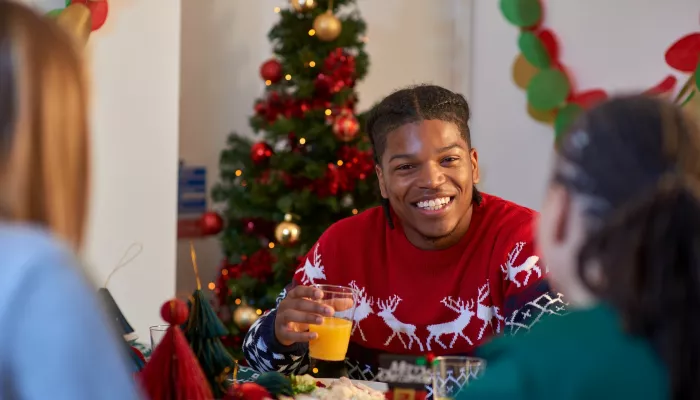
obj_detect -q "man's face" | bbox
[376,120,479,246]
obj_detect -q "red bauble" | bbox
[314,73,334,96]
[332,112,360,142]
[260,59,283,83]
[250,142,274,165]
[200,211,224,236]
[160,299,189,326]
[225,382,273,400]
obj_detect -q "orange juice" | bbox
[308,317,352,361]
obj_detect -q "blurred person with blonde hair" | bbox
[0,1,141,398]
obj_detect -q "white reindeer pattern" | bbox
[377,295,424,351]
[348,281,373,341]
[500,242,542,288]
[294,243,326,285]
[426,296,476,351]
[476,281,505,340]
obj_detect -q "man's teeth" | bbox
[416,197,451,211]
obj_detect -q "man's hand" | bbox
[274,285,334,347]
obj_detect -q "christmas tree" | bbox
[212,0,377,359]
[184,243,237,397]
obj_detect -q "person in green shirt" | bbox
[458,95,700,400]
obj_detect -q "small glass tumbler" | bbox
[432,356,486,399]
[149,325,168,351]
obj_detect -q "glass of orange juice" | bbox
[308,284,357,362]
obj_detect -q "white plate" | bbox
[316,378,388,393]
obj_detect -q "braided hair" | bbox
[366,84,482,228]
[554,95,700,399]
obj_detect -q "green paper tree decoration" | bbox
[183,243,237,398]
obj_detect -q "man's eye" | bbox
[442,157,459,163]
[396,164,414,170]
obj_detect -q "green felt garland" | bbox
[499,0,700,140]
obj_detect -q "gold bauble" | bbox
[233,304,259,330]
[274,214,301,246]
[313,11,342,42]
[290,0,317,12]
[56,4,92,47]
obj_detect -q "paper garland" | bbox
[500,0,700,139]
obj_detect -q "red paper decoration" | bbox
[646,75,679,96]
[260,59,283,83]
[570,89,608,109]
[665,33,700,73]
[250,142,274,165]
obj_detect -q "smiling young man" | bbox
[243,85,564,380]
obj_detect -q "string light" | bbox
[312,368,319,374]
[235,298,242,305]
[208,282,216,290]
[299,137,306,144]
[265,80,272,86]
[285,74,292,80]
[256,309,263,315]
[337,160,343,166]
[268,242,275,249]
[352,209,358,215]
[308,29,316,36]
[325,109,332,116]
[309,61,316,67]
[222,269,229,276]
[235,169,242,176]
[274,6,281,13]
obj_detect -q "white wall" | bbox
[470,0,699,210]
[177,0,469,296]
[25,0,182,340]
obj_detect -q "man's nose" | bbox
[418,162,446,189]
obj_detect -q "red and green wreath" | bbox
[499,0,700,138]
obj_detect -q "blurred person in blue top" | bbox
[0,2,142,399]
[458,95,700,400]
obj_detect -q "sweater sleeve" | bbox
[493,219,568,336]
[242,282,310,375]
[7,249,143,400]
[242,234,334,374]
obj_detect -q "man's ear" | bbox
[375,164,388,198]
[470,148,480,185]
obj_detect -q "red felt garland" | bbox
[500,0,700,137]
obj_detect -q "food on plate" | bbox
[290,375,384,400]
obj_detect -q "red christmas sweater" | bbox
[243,193,564,378]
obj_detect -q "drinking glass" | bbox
[432,356,486,400]
[308,284,357,362]
[150,325,168,351]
